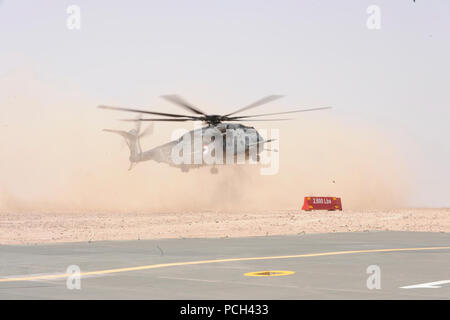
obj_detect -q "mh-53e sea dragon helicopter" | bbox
[98,95,331,173]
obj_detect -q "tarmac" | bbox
[0,231,449,299]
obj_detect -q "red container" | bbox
[302,197,342,211]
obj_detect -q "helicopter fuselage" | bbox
[135,123,265,171]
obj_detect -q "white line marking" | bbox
[401,280,450,289]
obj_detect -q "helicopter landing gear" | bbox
[210,167,218,174]
[181,166,189,173]
[251,154,261,162]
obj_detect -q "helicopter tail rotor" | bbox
[102,113,155,170]
[103,128,142,170]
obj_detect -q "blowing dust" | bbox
[0,77,411,214]
[0,117,411,213]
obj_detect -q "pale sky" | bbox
[0,0,449,206]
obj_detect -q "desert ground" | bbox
[0,208,448,245]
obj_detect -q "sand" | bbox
[0,208,448,245]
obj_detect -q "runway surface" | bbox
[0,231,449,299]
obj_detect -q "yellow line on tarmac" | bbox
[1,246,449,283]
[245,270,295,277]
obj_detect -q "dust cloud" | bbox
[0,73,411,213]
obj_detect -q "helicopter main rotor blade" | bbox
[224,95,284,117]
[228,106,332,120]
[230,118,293,121]
[161,95,207,116]
[98,105,199,119]
[133,114,142,133]
[139,123,154,138]
[120,118,195,122]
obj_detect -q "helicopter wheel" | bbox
[181,166,189,173]
[210,167,218,174]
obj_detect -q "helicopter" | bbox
[98,95,331,173]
